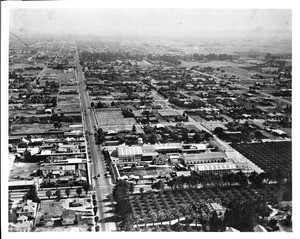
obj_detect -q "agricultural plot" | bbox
[128,186,279,222]
[231,141,292,175]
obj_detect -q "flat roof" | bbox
[184,152,227,161]
[195,162,236,171]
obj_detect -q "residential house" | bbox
[61,210,76,225]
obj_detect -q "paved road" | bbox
[75,44,116,232]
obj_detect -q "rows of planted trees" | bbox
[231,141,292,175]
[113,175,289,232]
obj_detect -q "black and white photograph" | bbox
[1,0,297,236]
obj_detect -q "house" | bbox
[16,200,37,218]
[14,221,31,232]
[153,154,169,165]
[17,215,28,223]
[61,210,76,225]
[210,203,227,217]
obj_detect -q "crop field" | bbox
[128,186,279,221]
[95,110,136,126]
[231,141,292,174]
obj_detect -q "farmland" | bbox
[231,141,292,175]
[128,187,280,216]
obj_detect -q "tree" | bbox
[209,211,223,232]
[83,183,89,195]
[76,187,83,197]
[25,186,40,203]
[95,225,100,232]
[129,183,135,194]
[93,207,98,215]
[193,133,201,143]
[94,216,99,224]
[55,189,62,201]
[91,102,95,108]
[149,133,158,144]
[46,190,52,199]
[132,124,137,134]
[65,188,71,198]
[139,188,144,194]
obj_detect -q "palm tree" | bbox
[65,188,71,198]
[46,190,52,199]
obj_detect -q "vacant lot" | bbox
[57,102,81,113]
[95,109,136,126]
[9,162,38,181]
[10,123,79,135]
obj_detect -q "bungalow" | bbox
[61,210,76,225]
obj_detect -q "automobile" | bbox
[93,176,97,179]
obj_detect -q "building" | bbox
[117,146,143,165]
[16,200,37,218]
[183,152,227,166]
[61,210,76,225]
[194,162,237,174]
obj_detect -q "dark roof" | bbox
[62,210,76,219]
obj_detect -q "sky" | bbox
[9,9,292,38]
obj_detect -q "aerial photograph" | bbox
[3,4,293,234]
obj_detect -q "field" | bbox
[10,123,80,135]
[180,60,253,68]
[231,141,292,175]
[56,102,81,113]
[58,94,80,104]
[128,186,279,224]
[95,109,136,126]
[9,162,38,181]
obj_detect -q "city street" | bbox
[75,44,117,231]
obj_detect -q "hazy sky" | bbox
[10,9,292,37]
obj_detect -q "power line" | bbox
[10,32,30,49]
